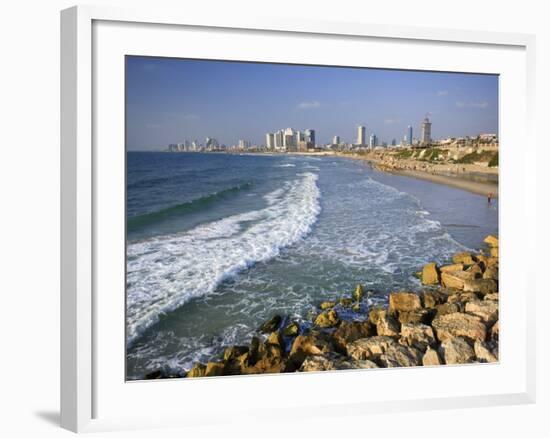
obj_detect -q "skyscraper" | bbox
[357,125,366,145]
[332,135,340,145]
[266,133,275,149]
[305,129,316,146]
[407,125,413,146]
[421,117,432,146]
[369,133,377,148]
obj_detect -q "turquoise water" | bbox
[126,152,498,379]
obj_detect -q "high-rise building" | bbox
[357,125,366,145]
[266,133,275,149]
[369,133,377,148]
[407,125,413,145]
[305,129,316,146]
[284,127,295,150]
[332,135,340,145]
[274,130,284,149]
[420,117,432,145]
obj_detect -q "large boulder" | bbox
[204,362,225,376]
[432,312,487,342]
[441,270,475,290]
[376,314,400,337]
[223,345,249,362]
[289,332,333,369]
[474,341,498,363]
[421,262,440,285]
[368,306,387,325]
[397,308,435,325]
[331,320,374,354]
[320,301,336,310]
[489,247,499,257]
[484,235,499,247]
[400,323,436,351]
[435,302,462,317]
[463,279,498,295]
[490,320,499,341]
[314,309,340,328]
[347,336,397,361]
[379,344,423,368]
[267,331,285,349]
[186,363,207,378]
[422,347,442,366]
[389,292,422,314]
[452,251,476,265]
[440,263,464,273]
[300,355,378,372]
[422,290,447,309]
[258,315,282,333]
[441,337,475,364]
[465,300,499,323]
[483,267,498,281]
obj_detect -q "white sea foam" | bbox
[274,163,296,168]
[126,172,321,346]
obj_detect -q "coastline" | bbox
[143,235,500,380]
[335,152,499,198]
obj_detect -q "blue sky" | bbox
[126,56,498,150]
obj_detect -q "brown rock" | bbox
[376,314,400,337]
[267,331,284,349]
[223,345,249,362]
[389,292,422,314]
[314,309,340,328]
[289,332,333,369]
[347,336,397,361]
[320,301,336,310]
[300,355,378,372]
[422,290,447,308]
[422,347,442,366]
[441,270,475,290]
[474,341,498,363]
[484,235,499,247]
[186,363,207,378]
[353,284,365,301]
[441,337,475,364]
[258,315,282,333]
[400,323,436,350]
[463,279,498,294]
[432,312,487,342]
[452,251,476,265]
[489,247,499,257]
[446,292,480,305]
[483,267,498,280]
[379,344,423,368]
[421,262,440,285]
[339,297,353,307]
[204,362,225,376]
[282,321,300,337]
[465,300,499,323]
[490,320,499,341]
[484,293,499,301]
[368,306,387,325]
[331,320,374,354]
[397,308,435,325]
[466,264,483,276]
[440,263,465,273]
[486,257,499,268]
[435,302,462,317]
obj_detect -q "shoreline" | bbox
[338,153,499,198]
[143,235,500,380]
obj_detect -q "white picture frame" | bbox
[60,4,537,433]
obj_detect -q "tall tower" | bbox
[421,117,432,146]
[407,125,413,145]
[305,129,316,146]
[357,125,366,145]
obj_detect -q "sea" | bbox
[126,151,498,379]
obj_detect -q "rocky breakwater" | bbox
[145,235,499,379]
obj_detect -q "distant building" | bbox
[407,125,413,145]
[284,127,295,150]
[357,125,366,145]
[274,130,285,149]
[332,135,340,145]
[391,139,396,146]
[305,129,316,146]
[266,133,275,149]
[369,133,378,148]
[420,117,432,145]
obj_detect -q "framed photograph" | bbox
[61,5,536,432]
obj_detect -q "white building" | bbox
[421,117,432,145]
[357,125,366,145]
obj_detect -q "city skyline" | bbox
[126,56,499,150]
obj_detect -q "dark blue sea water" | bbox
[126,152,498,379]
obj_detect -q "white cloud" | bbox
[296,100,321,110]
[456,101,489,109]
[437,90,448,96]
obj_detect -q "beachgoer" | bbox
[487,192,493,204]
